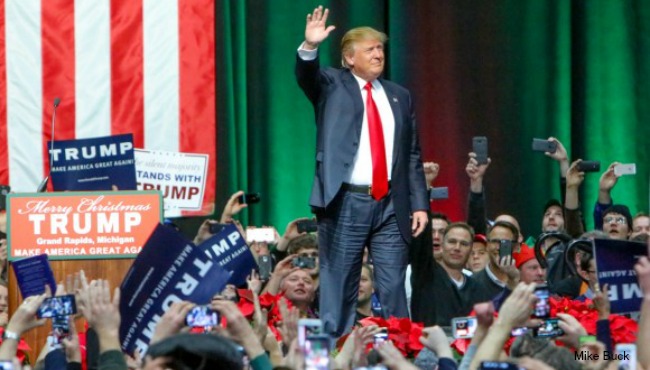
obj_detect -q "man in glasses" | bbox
[602,205,632,240]
[472,220,521,301]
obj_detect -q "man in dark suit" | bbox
[295,6,429,336]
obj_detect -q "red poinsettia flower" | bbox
[357,316,424,358]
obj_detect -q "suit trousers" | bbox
[317,189,409,336]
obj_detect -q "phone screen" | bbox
[298,319,323,347]
[304,336,330,370]
[246,227,275,243]
[52,316,70,344]
[479,362,522,370]
[185,305,219,327]
[535,318,564,338]
[533,285,550,318]
[452,317,477,339]
[37,295,77,318]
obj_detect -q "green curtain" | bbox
[214,0,650,236]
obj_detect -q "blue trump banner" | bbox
[594,238,647,314]
[49,134,137,191]
[197,224,257,286]
[119,223,231,356]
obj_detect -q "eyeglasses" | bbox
[604,216,627,225]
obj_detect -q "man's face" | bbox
[358,267,374,304]
[494,215,523,242]
[440,227,472,270]
[631,216,650,239]
[542,205,565,232]
[519,259,546,284]
[469,242,489,272]
[431,219,449,260]
[486,226,516,266]
[603,212,630,240]
[282,269,315,306]
[344,38,385,81]
[0,285,7,313]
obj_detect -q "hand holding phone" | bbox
[534,318,564,338]
[576,160,600,172]
[37,295,77,318]
[472,137,489,165]
[239,193,261,205]
[257,255,273,281]
[246,227,276,243]
[614,163,636,176]
[185,305,219,327]
[452,316,477,339]
[296,219,318,233]
[531,138,557,153]
[498,240,513,259]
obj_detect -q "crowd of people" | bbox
[0,4,647,370]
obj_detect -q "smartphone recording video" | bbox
[533,284,550,318]
[452,316,477,339]
[185,305,219,327]
[37,295,77,318]
[304,334,330,370]
[298,319,323,347]
[52,316,70,344]
[534,318,564,338]
[373,329,389,348]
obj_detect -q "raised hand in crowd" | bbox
[419,325,454,360]
[598,162,621,205]
[82,280,121,354]
[375,340,420,370]
[565,159,585,209]
[636,253,650,369]
[150,301,194,345]
[544,137,569,177]
[212,299,266,361]
[423,162,440,189]
[556,313,588,349]
[303,5,336,50]
[61,316,82,364]
[0,290,49,361]
[277,298,299,348]
[592,283,611,320]
[247,269,263,296]
[262,253,298,295]
[334,325,381,370]
[470,283,538,370]
[466,152,491,193]
[193,219,219,245]
[283,339,304,370]
[220,190,248,224]
[497,255,519,290]
[275,217,311,253]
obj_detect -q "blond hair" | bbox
[340,27,388,68]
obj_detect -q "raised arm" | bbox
[303,6,336,50]
[466,152,491,235]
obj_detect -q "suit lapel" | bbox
[342,70,364,139]
[381,80,403,168]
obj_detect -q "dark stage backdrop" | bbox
[213,0,650,239]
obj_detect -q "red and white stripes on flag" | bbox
[0,0,216,215]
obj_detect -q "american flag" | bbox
[0,0,216,215]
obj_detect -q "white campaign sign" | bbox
[134,149,208,217]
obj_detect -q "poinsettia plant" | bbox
[451,296,638,355]
[355,316,424,358]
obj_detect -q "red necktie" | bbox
[364,82,388,200]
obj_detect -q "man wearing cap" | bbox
[296,6,429,336]
[468,234,489,273]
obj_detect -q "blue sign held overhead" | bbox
[119,223,232,357]
[197,223,258,286]
[594,238,648,314]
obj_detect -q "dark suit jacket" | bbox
[295,54,429,241]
